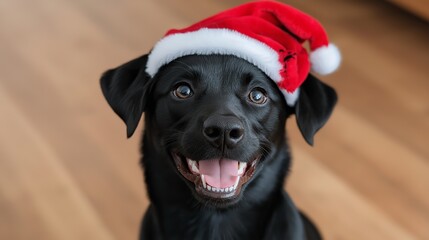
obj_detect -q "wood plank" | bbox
[287,147,417,240]
[0,87,115,240]
[388,0,429,20]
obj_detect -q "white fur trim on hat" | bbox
[310,43,341,75]
[282,88,300,106]
[146,28,283,82]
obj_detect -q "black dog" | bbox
[101,54,337,240]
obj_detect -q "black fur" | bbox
[100,54,337,240]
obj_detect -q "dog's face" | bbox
[101,54,336,208]
[147,55,288,205]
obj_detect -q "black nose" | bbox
[203,115,244,148]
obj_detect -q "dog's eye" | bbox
[248,88,268,105]
[173,84,193,99]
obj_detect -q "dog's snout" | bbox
[203,116,244,148]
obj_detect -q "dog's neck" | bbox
[148,194,276,238]
[140,134,302,240]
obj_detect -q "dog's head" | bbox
[101,54,336,208]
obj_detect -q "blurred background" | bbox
[0,0,428,239]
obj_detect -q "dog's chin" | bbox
[171,152,261,208]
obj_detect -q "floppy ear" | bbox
[100,54,151,138]
[295,74,337,145]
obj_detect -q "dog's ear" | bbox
[294,74,337,145]
[100,54,151,138]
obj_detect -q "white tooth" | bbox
[229,186,234,192]
[187,159,200,174]
[192,161,200,174]
[238,162,247,175]
[207,185,212,191]
[201,175,207,188]
[220,188,224,193]
[234,176,240,189]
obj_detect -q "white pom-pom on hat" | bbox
[310,43,341,75]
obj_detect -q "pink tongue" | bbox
[198,159,239,188]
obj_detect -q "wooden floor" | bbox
[388,0,429,20]
[0,0,428,239]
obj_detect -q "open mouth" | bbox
[172,152,261,201]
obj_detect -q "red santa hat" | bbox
[146,0,341,106]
